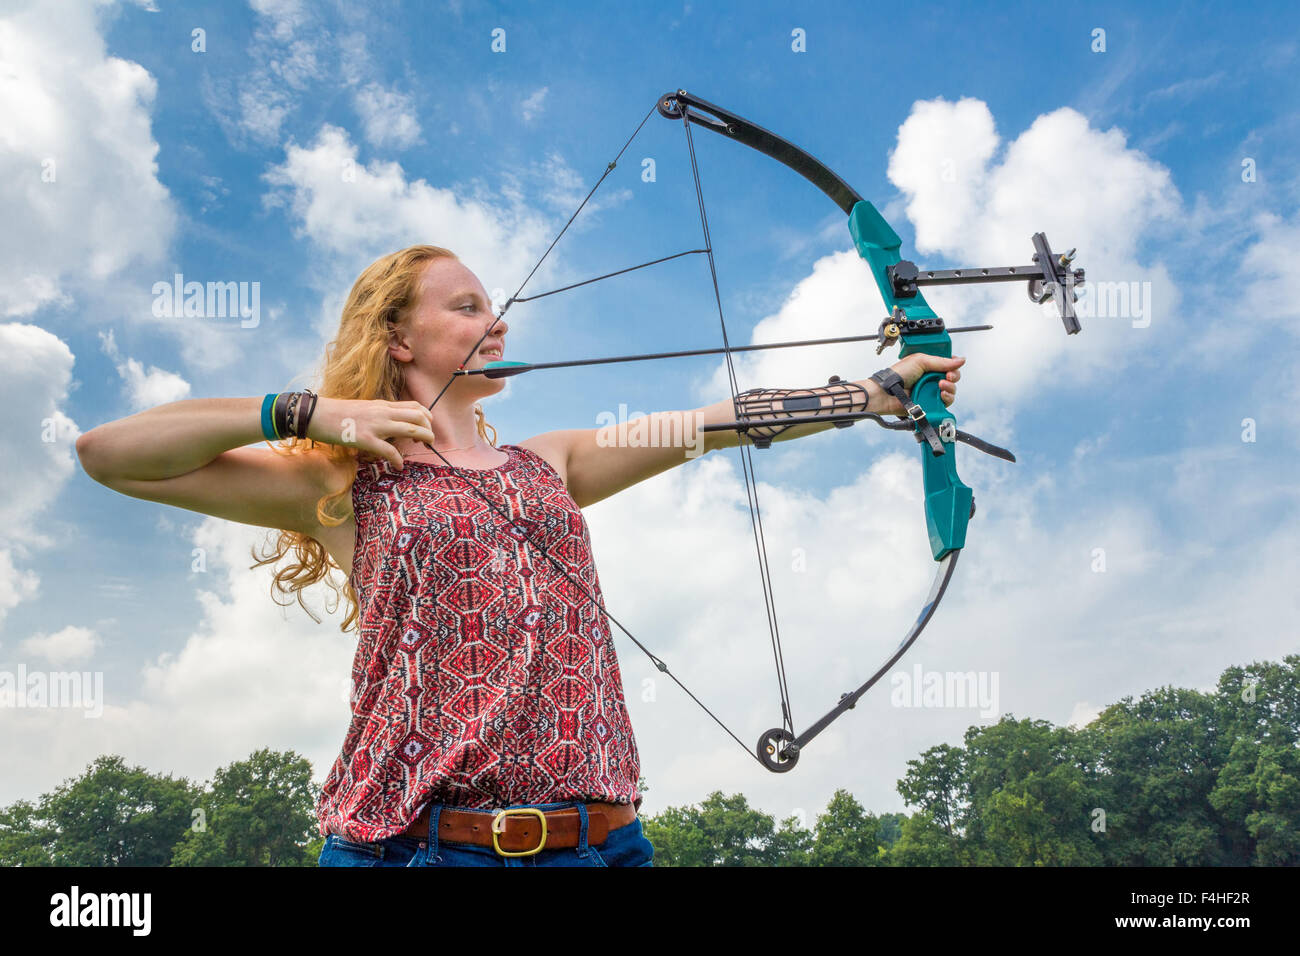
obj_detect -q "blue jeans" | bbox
[317,801,655,867]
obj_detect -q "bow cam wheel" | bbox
[757,727,799,773]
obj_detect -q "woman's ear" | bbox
[386,324,413,363]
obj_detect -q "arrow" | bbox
[455,325,993,379]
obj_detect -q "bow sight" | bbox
[884,236,1084,335]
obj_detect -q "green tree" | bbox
[642,791,797,865]
[876,811,905,849]
[1208,657,1300,864]
[1082,687,1234,865]
[171,748,320,866]
[964,718,1105,865]
[806,789,886,866]
[0,799,58,866]
[33,754,200,866]
[888,812,961,866]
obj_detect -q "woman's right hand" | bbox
[306,398,436,471]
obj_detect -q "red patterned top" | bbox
[316,444,642,843]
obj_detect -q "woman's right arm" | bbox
[75,397,436,536]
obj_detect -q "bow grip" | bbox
[898,363,973,561]
[848,198,973,560]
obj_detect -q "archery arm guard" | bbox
[733,376,870,449]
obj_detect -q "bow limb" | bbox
[758,551,961,772]
[657,90,863,212]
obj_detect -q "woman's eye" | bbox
[459,304,477,312]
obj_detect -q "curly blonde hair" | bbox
[252,244,499,632]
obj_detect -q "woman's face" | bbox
[391,257,508,393]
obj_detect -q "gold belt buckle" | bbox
[491,807,548,857]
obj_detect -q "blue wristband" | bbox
[260,393,281,441]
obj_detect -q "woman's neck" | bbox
[391,391,484,457]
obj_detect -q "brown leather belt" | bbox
[400,801,638,857]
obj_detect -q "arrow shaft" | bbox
[455,325,992,377]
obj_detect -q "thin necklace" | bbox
[403,438,484,456]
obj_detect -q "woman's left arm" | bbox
[523,353,963,509]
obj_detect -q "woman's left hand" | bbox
[881,353,964,414]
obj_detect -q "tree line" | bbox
[1,657,1294,866]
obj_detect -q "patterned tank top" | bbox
[316,443,642,843]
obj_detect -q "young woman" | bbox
[76,244,961,867]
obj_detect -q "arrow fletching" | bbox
[480,360,534,379]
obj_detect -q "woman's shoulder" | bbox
[509,435,570,487]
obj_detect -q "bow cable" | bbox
[678,109,796,740]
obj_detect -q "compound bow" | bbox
[421,89,1085,773]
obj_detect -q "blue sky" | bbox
[2,0,1297,823]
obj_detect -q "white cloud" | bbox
[262,124,555,336]
[203,0,324,146]
[0,0,176,316]
[0,550,41,633]
[234,82,294,144]
[209,11,422,153]
[886,99,1181,392]
[1238,212,1300,323]
[98,328,192,410]
[0,322,81,626]
[20,626,102,666]
[354,82,422,149]
[521,86,548,123]
[335,33,422,149]
[250,0,308,41]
